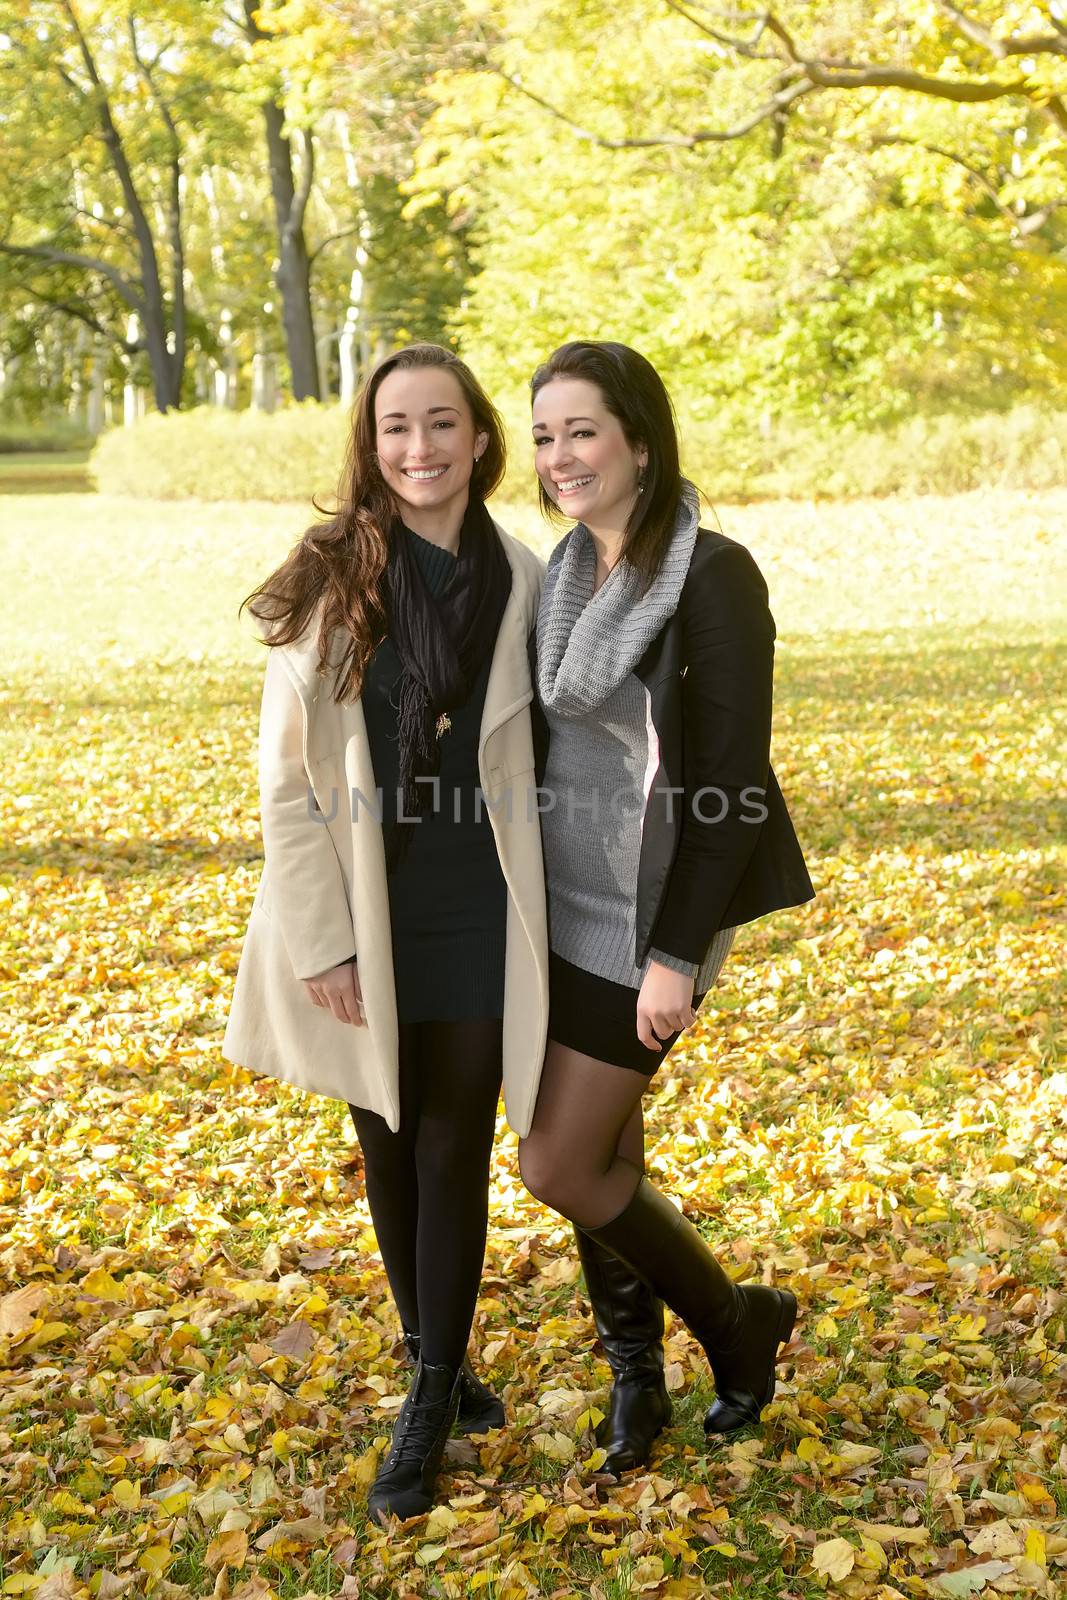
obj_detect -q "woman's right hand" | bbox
[301,958,365,1026]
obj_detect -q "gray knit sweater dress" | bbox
[540,672,737,992]
[535,494,736,1067]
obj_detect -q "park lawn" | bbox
[0,451,91,495]
[0,487,1064,1599]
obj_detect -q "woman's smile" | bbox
[555,473,597,497]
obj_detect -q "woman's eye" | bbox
[573,429,594,439]
[433,420,456,429]
[383,425,405,434]
[533,436,550,448]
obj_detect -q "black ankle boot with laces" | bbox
[402,1329,505,1435]
[367,1357,462,1524]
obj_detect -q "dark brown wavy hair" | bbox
[239,343,507,700]
[530,340,697,589]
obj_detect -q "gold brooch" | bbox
[435,712,452,739]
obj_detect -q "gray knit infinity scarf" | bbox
[536,487,700,717]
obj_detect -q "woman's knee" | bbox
[415,1129,493,1195]
[518,1139,582,1218]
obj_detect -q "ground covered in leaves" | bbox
[1,488,1064,1599]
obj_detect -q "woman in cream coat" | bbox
[223,345,548,1524]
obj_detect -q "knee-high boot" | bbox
[581,1177,797,1433]
[573,1225,671,1475]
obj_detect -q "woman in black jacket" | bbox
[519,340,815,1476]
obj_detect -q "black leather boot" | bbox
[367,1357,462,1524]
[702,1282,798,1433]
[402,1329,505,1435]
[573,1225,671,1476]
[581,1177,796,1436]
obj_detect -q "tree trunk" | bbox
[55,3,185,411]
[243,2,320,401]
[260,99,320,401]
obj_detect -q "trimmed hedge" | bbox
[89,402,351,503]
[88,399,1067,503]
[710,405,1067,502]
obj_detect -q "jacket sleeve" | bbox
[257,646,357,981]
[648,543,775,965]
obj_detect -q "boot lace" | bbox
[385,1375,456,1465]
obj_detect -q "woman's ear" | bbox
[474,430,489,462]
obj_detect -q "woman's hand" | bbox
[636,960,697,1052]
[301,958,365,1027]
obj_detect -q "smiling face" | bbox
[374,365,488,524]
[532,376,647,534]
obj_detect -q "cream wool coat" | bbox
[222,526,549,1135]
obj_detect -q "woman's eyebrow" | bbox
[380,405,461,420]
[532,415,597,431]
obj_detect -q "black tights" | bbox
[348,1018,502,1369]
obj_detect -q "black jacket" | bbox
[530,527,815,969]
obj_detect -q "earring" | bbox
[637,473,646,495]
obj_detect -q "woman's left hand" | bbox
[636,961,697,1052]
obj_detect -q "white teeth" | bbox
[557,475,595,492]
[404,467,447,479]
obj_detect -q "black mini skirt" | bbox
[547,950,712,1075]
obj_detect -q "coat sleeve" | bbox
[257,647,357,981]
[648,543,776,965]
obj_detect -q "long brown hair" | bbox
[530,340,694,588]
[239,343,507,701]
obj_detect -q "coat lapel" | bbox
[479,521,535,758]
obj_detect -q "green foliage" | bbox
[6,1,1067,429]
[407,0,1067,430]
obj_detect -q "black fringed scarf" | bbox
[385,496,512,863]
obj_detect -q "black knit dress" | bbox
[358,524,507,1024]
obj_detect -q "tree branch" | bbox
[496,67,815,148]
[308,224,365,268]
[291,127,315,234]
[127,16,180,155]
[57,1,159,288]
[870,134,1014,217]
[0,242,145,314]
[801,60,1027,103]
[498,0,1050,155]
[23,287,140,351]
[1018,197,1067,235]
[663,0,775,58]
[69,206,137,244]
[934,2,1067,61]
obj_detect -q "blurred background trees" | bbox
[2,0,1065,476]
